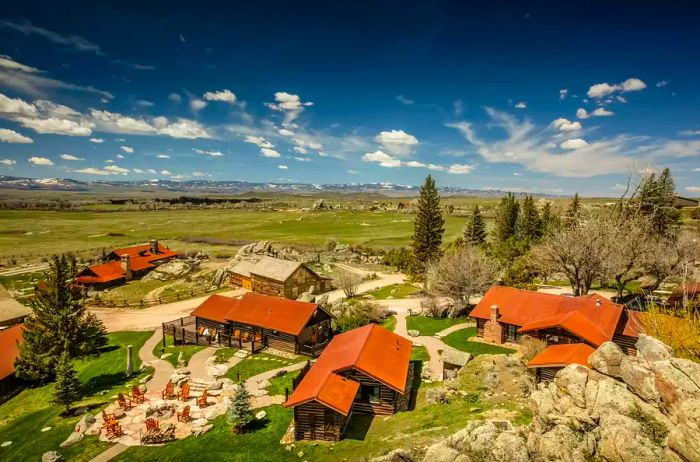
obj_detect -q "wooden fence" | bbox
[89,285,219,309]
[161,316,267,353]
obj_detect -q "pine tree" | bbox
[493,192,519,243]
[411,175,445,283]
[565,193,581,222]
[53,350,82,413]
[463,205,487,246]
[639,168,681,236]
[15,255,108,383]
[517,195,542,243]
[227,385,253,433]
[539,201,557,236]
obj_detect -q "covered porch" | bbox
[161,316,266,354]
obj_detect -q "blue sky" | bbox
[0,1,699,195]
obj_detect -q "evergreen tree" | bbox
[493,192,520,243]
[639,168,681,236]
[411,175,445,283]
[227,385,253,433]
[517,195,542,243]
[463,205,487,246]
[52,350,82,413]
[539,201,557,236]
[566,193,581,221]
[15,255,108,383]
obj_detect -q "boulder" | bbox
[59,431,83,448]
[203,404,227,420]
[256,410,267,420]
[258,379,271,389]
[370,448,414,462]
[407,330,420,337]
[636,334,673,364]
[653,359,700,409]
[75,413,95,435]
[598,413,667,462]
[143,260,194,281]
[554,364,589,409]
[588,341,624,376]
[619,356,659,402]
[42,451,63,462]
[192,424,213,437]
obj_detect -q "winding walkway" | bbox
[186,347,218,381]
[139,328,174,397]
[244,360,308,408]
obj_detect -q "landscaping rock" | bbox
[42,451,63,462]
[41,427,52,432]
[192,424,213,437]
[407,330,420,337]
[160,353,172,360]
[203,404,227,420]
[59,431,84,448]
[637,334,674,364]
[258,379,271,389]
[370,448,414,462]
[139,374,152,384]
[588,341,624,376]
[1,441,12,447]
[256,410,267,420]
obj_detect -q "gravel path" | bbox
[187,347,217,381]
[244,360,308,408]
[139,329,174,397]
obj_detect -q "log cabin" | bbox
[229,256,332,299]
[190,292,332,355]
[284,324,413,441]
[75,240,178,290]
[0,324,24,401]
[0,284,30,327]
[470,286,643,382]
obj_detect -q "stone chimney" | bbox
[490,304,499,322]
[121,254,132,280]
[149,239,159,255]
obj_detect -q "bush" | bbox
[332,299,388,332]
[384,247,414,272]
[324,237,338,251]
[518,336,548,362]
[640,304,700,362]
[691,208,700,220]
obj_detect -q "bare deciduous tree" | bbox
[427,247,499,316]
[334,269,362,298]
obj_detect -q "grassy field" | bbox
[225,353,301,382]
[153,336,207,368]
[380,315,397,332]
[0,331,153,462]
[405,315,470,337]
[365,283,421,300]
[267,370,299,397]
[0,209,477,259]
[410,346,431,362]
[442,327,516,356]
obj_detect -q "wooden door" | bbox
[324,409,336,440]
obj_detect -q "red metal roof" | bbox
[190,293,322,335]
[527,343,595,368]
[519,311,609,346]
[0,324,24,380]
[111,243,178,261]
[190,295,240,324]
[75,242,176,285]
[284,324,412,415]
[471,286,626,345]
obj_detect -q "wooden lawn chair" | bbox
[254,332,262,342]
[131,385,145,404]
[117,393,132,410]
[197,389,209,408]
[177,405,190,422]
[242,331,250,342]
[145,418,159,432]
[197,326,205,335]
[178,382,190,401]
[101,410,117,429]
[106,423,123,439]
[232,329,241,339]
[161,381,175,400]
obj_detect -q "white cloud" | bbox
[405,160,445,171]
[189,98,207,112]
[1,159,16,165]
[260,148,281,158]
[115,154,124,159]
[615,95,627,103]
[576,108,589,119]
[448,163,476,174]
[192,148,224,157]
[587,77,647,98]
[551,118,582,132]
[293,156,311,162]
[203,89,236,103]
[89,137,104,143]
[347,169,359,174]
[17,117,93,136]
[686,186,700,193]
[60,154,83,161]
[680,129,700,136]
[656,80,669,88]
[278,128,294,137]
[396,95,414,105]
[0,92,38,117]
[168,93,182,103]
[362,150,402,168]
[28,156,53,166]
[160,169,172,176]
[0,20,102,54]
[244,135,275,149]
[0,128,32,143]
[157,154,170,159]
[559,89,568,100]
[591,107,614,117]
[89,110,211,139]
[76,165,129,175]
[278,164,288,170]
[375,129,419,156]
[120,146,134,153]
[265,91,313,124]
[0,55,41,73]
[293,146,308,154]
[560,138,589,150]
[661,140,700,158]
[515,101,527,109]
[157,119,209,139]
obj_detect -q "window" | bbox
[505,324,519,342]
[356,385,381,403]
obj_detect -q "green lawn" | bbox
[153,336,206,367]
[405,315,470,337]
[365,283,420,300]
[0,331,153,462]
[380,315,397,332]
[267,370,300,397]
[98,279,169,305]
[213,347,239,364]
[225,353,301,382]
[441,328,516,356]
[410,346,430,362]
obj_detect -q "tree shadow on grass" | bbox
[82,372,128,395]
[246,416,271,432]
[344,413,374,440]
[407,359,423,411]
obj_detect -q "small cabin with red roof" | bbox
[470,286,642,382]
[189,292,333,355]
[74,240,178,290]
[284,324,413,441]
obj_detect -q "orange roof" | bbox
[0,324,24,380]
[471,286,626,345]
[527,343,595,368]
[111,243,178,262]
[190,293,324,335]
[75,242,176,285]
[519,311,609,346]
[191,295,240,324]
[284,324,412,415]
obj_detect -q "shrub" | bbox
[629,403,669,446]
[332,299,388,332]
[324,237,338,251]
[640,304,700,362]
[227,386,253,434]
[384,247,414,272]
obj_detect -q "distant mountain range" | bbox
[0,175,564,197]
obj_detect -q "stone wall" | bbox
[483,305,503,344]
